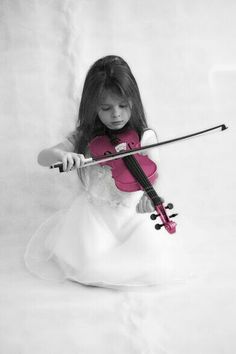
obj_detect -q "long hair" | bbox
[74,55,148,154]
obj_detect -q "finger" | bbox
[67,155,74,172]
[136,202,142,213]
[78,154,86,166]
[136,199,145,213]
[141,195,154,213]
[145,197,155,212]
[74,155,81,169]
[147,200,155,212]
[142,196,148,212]
[138,195,147,213]
[62,156,68,172]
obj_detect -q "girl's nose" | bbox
[112,106,121,118]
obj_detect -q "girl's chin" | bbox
[110,125,124,130]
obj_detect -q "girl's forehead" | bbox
[100,90,127,104]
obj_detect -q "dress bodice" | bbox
[78,164,143,208]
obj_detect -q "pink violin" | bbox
[89,128,177,234]
[51,124,227,234]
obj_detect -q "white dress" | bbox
[25,130,190,288]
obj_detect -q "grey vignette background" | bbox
[0,1,235,353]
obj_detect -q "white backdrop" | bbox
[0,1,235,353]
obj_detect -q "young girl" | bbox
[25,55,187,288]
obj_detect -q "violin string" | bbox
[123,155,161,206]
[130,159,160,203]
[106,129,162,206]
[125,156,153,192]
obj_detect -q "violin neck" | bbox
[123,155,162,206]
[106,128,163,206]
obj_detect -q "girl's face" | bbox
[97,91,132,130]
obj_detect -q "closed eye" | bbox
[101,106,110,111]
[100,104,128,111]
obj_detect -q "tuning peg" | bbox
[169,213,178,218]
[165,203,174,210]
[150,213,159,220]
[155,223,164,230]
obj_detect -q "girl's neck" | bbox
[105,122,131,146]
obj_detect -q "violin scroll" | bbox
[151,203,178,234]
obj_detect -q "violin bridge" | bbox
[115,143,127,152]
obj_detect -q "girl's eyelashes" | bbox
[100,106,110,111]
[100,104,128,111]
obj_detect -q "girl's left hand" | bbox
[136,193,155,213]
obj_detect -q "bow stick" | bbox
[50,123,228,172]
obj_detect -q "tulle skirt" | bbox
[25,189,191,289]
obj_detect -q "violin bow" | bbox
[50,123,228,172]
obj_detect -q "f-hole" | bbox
[127,141,135,150]
[104,150,113,156]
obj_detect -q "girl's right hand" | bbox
[61,152,86,172]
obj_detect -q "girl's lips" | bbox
[112,121,123,125]
[108,121,125,130]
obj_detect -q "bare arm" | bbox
[38,140,85,172]
[38,140,74,166]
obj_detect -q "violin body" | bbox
[88,130,157,192]
[89,128,177,234]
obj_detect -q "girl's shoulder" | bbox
[141,128,158,147]
[66,130,91,157]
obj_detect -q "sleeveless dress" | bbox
[24,130,190,288]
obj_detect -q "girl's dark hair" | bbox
[74,55,148,153]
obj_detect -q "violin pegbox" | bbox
[150,202,178,234]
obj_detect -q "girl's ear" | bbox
[128,99,133,109]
